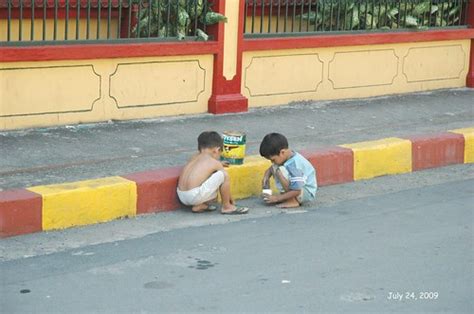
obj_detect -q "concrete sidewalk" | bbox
[1,88,473,190]
[0,88,473,238]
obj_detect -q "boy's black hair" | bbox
[198,131,223,151]
[259,133,288,158]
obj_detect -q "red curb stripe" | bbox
[0,189,42,238]
[405,133,465,171]
[123,166,183,214]
[301,147,354,186]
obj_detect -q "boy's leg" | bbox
[272,166,301,208]
[192,171,224,213]
[219,171,249,214]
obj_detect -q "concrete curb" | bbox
[1,127,473,238]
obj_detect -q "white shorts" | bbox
[177,170,225,206]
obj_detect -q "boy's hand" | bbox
[221,160,230,167]
[262,194,279,204]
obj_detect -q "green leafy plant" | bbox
[133,0,227,40]
[296,0,467,32]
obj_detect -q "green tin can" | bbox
[221,131,246,165]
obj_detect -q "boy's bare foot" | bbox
[276,198,300,208]
[192,203,217,213]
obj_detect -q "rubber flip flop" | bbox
[192,204,218,213]
[221,206,249,215]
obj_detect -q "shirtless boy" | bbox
[177,131,249,215]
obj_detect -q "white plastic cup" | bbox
[262,189,272,196]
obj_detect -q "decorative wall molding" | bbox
[244,53,323,96]
[328,49,399,89]
[403,44,466,83]
[0,65,100,117]
[109,60,206,108]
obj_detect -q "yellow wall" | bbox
[0,54,213,130]
[242,40,471,107]
[0,19,118,41]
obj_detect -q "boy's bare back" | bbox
[178,153,223,191]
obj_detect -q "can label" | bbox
[221,132,246,165]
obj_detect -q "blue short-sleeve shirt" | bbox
[283,151,318,200]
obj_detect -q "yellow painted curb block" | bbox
[28,177,137,231]
[341,137,412,180]
[226,155,273,200]
[449,127,474,163]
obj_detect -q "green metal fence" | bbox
[0,0,223,44]
[244,0,471,37]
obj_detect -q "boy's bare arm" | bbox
[262,166,273,188]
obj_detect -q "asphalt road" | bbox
[1,167,473,313]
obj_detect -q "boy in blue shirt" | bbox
[260,133,317,208]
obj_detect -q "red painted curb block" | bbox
[0,189,42,238]
[405,133,465,171]
[123,166,183,214]
[301,147,354,186]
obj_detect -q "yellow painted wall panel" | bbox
[450,127,474,163]
[109,60,206,108]
[1,55,213,130]
[0,65,101,116]
[244,54,323,96]
[328,49,398,89]
[243,40,470,108]
[28,177,137,231]
[341,138,412,180]
[403,45,466,82]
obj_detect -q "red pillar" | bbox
[207,0,248,114]
[467,0,474,87]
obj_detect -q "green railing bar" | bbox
[19,0,23,41]
[108,0,112,39]
[307,0,312,32]
[298,0,303,32]
[97,0,102,39]
[268,0,273,33]
[157,0,161,38]
[203,0,208,34]
[76,0,81,40]
[127,0,132,38]
[118,0,123,38]
[259,0,264,33]
[87,0,91,39]
[65,0,70,40]
[54,0,58,40]
[244,0,248,33]
[165,0,171,37]
[276,0,281,33]
[43,0,47,40]
[31,0,35,41]
[337,0,343,31]
[7,0,11,41]
[291,0,296,32]
[251,0,256,33]
[147,0,152,38]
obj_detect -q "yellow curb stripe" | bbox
[28,177,137,231]
[226,155,273,200]
[449,127,474,163]
[340,137,412,181]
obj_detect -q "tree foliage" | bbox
[133,0,227,40]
